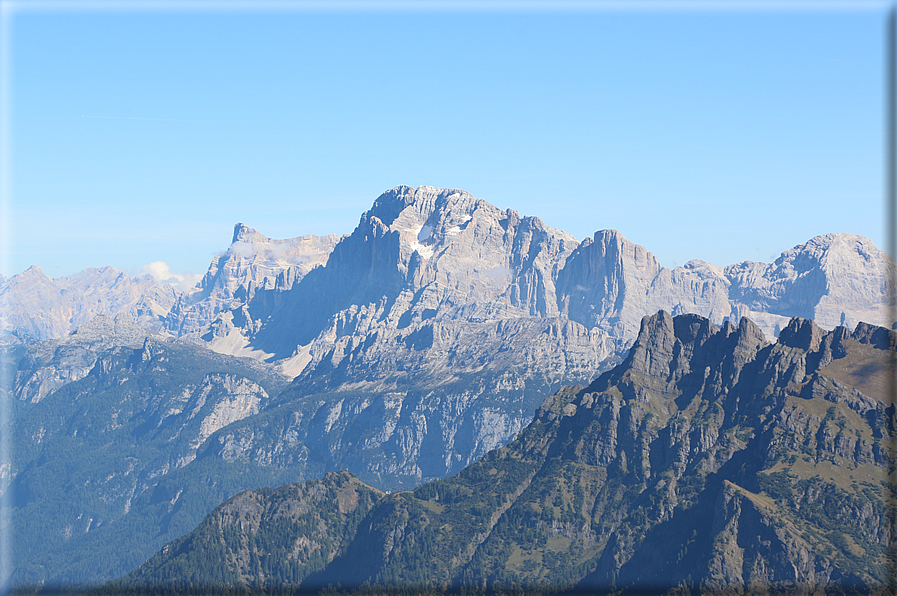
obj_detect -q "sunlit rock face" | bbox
[724,232,895,333]
[241,186,583,358]
[557,229,894,343]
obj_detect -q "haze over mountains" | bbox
[2,185,895,591]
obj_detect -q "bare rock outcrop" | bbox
[164,224,343,341]
[558,228,895,342]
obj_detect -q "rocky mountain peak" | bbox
[20,264,49,279]
[231,223,270,244]
[556,229,665,339]
[12,312,158,403]
[366,185,481,229]
[165,224,343,338]
[852,320,897,350]
[776,231,878,263]
[777,316,823,351]
[274,185,581,345]
[726,232,894,331]
[615,310,734,383]
[591,228,660,267]
[732,314,767,349]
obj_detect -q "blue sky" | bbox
[1,1,890,284]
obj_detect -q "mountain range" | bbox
[2,185,894,591]
[100,311,897,595]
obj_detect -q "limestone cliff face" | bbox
[1,266,178,341]
[164,224,342,340]
[182,188,893,385]
[245,186,581,358]
[725,232,894,332]
[194,318,617,490]
[195,187,609,486]
[557,230,735,341]
[557,228,895,342]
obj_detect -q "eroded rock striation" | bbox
[164,224,343,345]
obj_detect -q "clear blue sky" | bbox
[2,1,890,283]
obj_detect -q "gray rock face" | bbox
[163,224,343,352]
[557,230,733,340]
[296,317,612,395]
[725,232,894,332]
[558,229,895,342]
[245,186,582,359]
[12,313,156,403]
[1,265,179,341]
[199,319,616,490]
[192,187,612,485]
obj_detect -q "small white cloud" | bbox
[141,261,203,292]
[230,241,266,258]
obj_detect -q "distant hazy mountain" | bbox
[0,265,178,340]
[100,312,897,595]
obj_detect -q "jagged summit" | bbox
[21,264,48,277]
[160,187,895,378]
[165,225,343,338]
[231,223,271,244]
[367,185,481,227]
